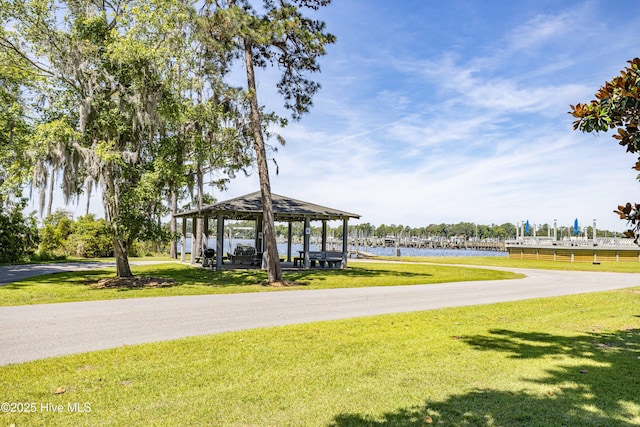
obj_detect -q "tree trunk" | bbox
[193,84,205,264]
[85,181,92,217]
[243,39,282,283]
[46,170,54,217]
[155,213,162,253]
[193,166,204,264]
[170,188,177,259]
[113,237,133,277]
[103,174,133,278]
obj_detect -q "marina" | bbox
[178,236,508,259]
[348,236,505,251]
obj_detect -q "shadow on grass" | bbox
[0,270,115,289]
[329,327,640,426]
[149,265,430,288]
[154,267,269,288]
[0,265,428,292]
[283,266,431,284]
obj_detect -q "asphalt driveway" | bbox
[0,262,113,285]
[0,265,638,365]
[0,261,166,285]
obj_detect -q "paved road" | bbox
[0,261,167,285]
[0,262,114,285]
[0,265,639,365]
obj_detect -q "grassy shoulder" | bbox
[380,255,640,272]
[0,261,522,307]
[1,286,638,426]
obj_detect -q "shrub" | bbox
[64,214,113,258]
[0,198,39,263]
[39,209,74,256]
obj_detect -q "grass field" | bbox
[1,257,639,426]
[382,255,640,272]
[1,286,638,426]
[0,260,521,306]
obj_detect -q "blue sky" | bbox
[46,0,640,232]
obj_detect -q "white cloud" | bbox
[219,1,640,232]
[39,0,640,234]
[505,12,577,53]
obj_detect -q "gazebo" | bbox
[174,192,361,269]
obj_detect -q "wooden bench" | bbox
[295,251,343,268]
[228,245,257,265]
[308,251,323,267]
[323,251,343,268]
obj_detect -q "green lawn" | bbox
[1,286,638,426]
[2,258,639,425]
[0,261,521,306]
[383,255,640,272]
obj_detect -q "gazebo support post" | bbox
[203,215,209,252]
[256,216,266,269]
[287,221,293,262]
[216,213,224,270]
[303,217,311,269]
[342,218,349,268]
[321,220,327,252]
[180,217,187,263]
[190,218,196,264]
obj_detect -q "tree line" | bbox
[0,208,171,263]
[0,0,334,282]
[230,220,517,241]
[300,222,616,241]
[1,209,625,263]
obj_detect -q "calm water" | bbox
[350,246,506,257]
[179,238,506,258]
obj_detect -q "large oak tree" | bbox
[1,0,249,276]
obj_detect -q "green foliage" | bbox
[41,212,112,259]
[39,209,74,255]
[38,210,172,259]
[1,0,232,276]
[571,58,640,241]
[198,0,335,283]
[363,222,517,240]
[208,0,336,120]
[129,239,161,257]
[570,58,640,150]
[0,21,35,197]
[2,0,333,278]
[63,215,113,258]
[0,198,39,263]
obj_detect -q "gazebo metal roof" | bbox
[174,191,360,222]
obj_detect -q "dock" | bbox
[348,236,506,251]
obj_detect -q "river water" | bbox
[179,238,506,258]
[347,246,506,257]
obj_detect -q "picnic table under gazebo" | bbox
[173,192,361,269]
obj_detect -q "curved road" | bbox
[0,260,164,285]
[0,263,638,365]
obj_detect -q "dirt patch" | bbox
[90,277,177,289]
[261,280,307,287]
